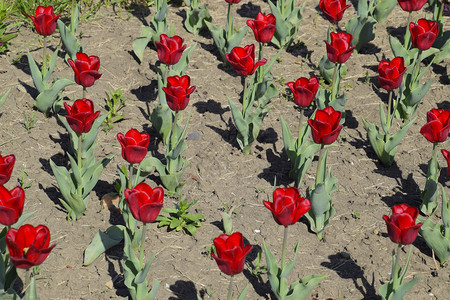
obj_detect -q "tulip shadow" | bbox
[127,3,151,26]
[12,54,31,76]
[242,244,272,299]
[386,26,407,45]
[105,254,129,297]
[236,2,261,19]
[258,148,292,187]
[168,280,199,300]
[432,64,450,85]
[131,78,158,118]
[193,99,229,116]
[18,79,39,99]
[379,171,421,209]
[321,253,379,299]
[344,109,359,129]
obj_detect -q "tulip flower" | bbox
[0,185,25,226]
[162,75,196,111]
[409,19,439,51]
[6,224,55,269]
[377,57,407,91]
[325,32,355,64]
[308,106,343,145]
[0,154,15,185]
[319,0,351,24]
[442,149,450,177]
[226,44,267,77]
[420,109,450,143]
[68,52,102,88]
[27,6,60,36]
[155,34,187,66]
[246,12,276,44]
[397,0,428,12]
[263,187,311,227]
[286,76,319,107]
[117,128,150,164]
[64,99,100,135]
[124,182,164,223]
[212,232,252,276]
[383,204,423,245]
[225,0,241,3]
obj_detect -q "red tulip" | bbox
[383,204,423,245]
[263,187,311,227]
[68,52,102,88]
[246,12,276,44]
[442,149,450,177]
[397,0,428,12]
[63,99,100,134]
[124,182,164,223]
[155,34,187,66]
[225,0,241,3]
[0,186,25,226]
[319,0,351,24]
[6,224,55,269]
[27,6,60,36]
[377,57,406,91]
[286,76,319,107]
[162,75,196,111]
[420,109,450,143]
[308,106,343,145]
[226,44,267,77]
[409,19,439,51]
[211,232,252,276]
[0,154,15,185]
[325,32,355,64]
[117,129,150,164]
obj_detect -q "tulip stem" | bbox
[77,134,82,196]
[281,226,288,269]
[226,3,232,41]
[242,76,249,117]
[139,222,147,266]
[331,63,339,101]
[227,275,234,300]
[280,0,285,18]
[296,108,305,149]
[404,12,412,48]
[163,64,169,86]
[386,90,393,132]
[42,37,48,78]
[315,145,325,187]
[412,50,422,85]
[168,111,179,174]
[128,163,134,189]
[392,244,402,290]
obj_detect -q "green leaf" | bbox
[373,0,397,23]
[135,254,156,285]
[81,156,113,199]
[0,88,10,108]
[226,27,248,54]
[27,52,44,93]
[171,43,197,76]
[83,225,125,265]
[35,78,75,115]
[22,272,38,300]
[389,277,420,300]
[44,48,59,82]
[285,274,326,300]
[204,20,227,61]
[389,35,409,59]
[385,118,415,153]
[420,220,450,265]
[237,284,249,300]
[228,97,249,141]
[407,79,433,106]
[57,19,81,59]
[132,26,153,63]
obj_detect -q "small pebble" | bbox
[254,229,260,233]
[105,280,113,289]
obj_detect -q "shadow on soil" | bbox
[321,252,379,299]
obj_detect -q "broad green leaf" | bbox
[373,0,397,23]
[35,78,75,115]
[0,88,10,108]
[135,254,156,285]
[27,52,44,93]
[83,225,125,265]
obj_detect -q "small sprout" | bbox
[23,111,38,133]
[352,210,360,220]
